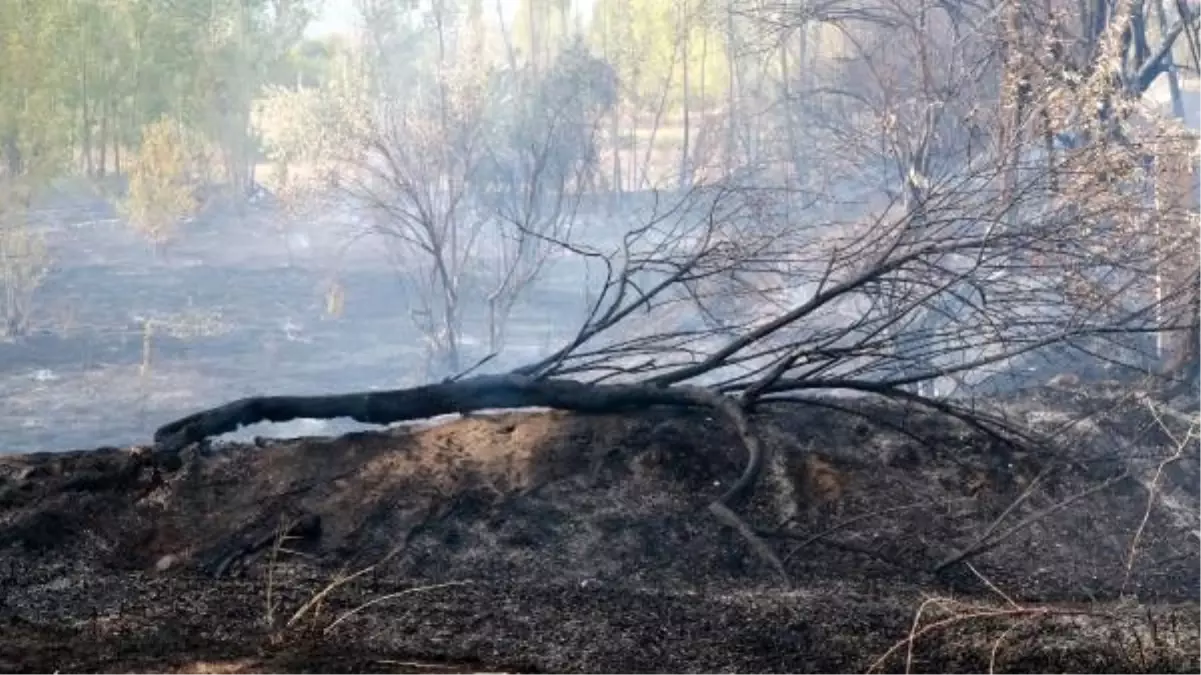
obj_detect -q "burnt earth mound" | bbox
[0,393,1197,673]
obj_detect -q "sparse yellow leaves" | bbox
[122,117,198,250]
[255,52,372,209]
[323,277,345,318]
[0,181,49,337]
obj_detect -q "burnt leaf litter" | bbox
[1,394,1197,673]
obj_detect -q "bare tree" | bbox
[751,0,1199,390]
[301,29,619,380]
[156,127,1191,566]
[157,0,1197,574]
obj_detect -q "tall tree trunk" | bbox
[641,38,681,190]
[560,0,569,43]
[797,16,812,177]
[528,0,539,72]
[98,95,109,179]
[679,0,692,189]
[1152,0,1191,372]
[628,110,638,192]
[611,108,623,197]
[433,0,450,141]
[2,132,21,177]
[746,61,767,169]
[496,0,519,71]
[780,28,800,185]
[724,3,738,176]
[113,100,121,177]
[1000,2,1025,228]
[597,9,622,198]
[81,59,93,177]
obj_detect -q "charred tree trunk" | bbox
[155,373,784,578]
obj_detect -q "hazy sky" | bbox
[306,0,356,36]
[306,0,596,37]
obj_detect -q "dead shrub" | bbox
[0,181,49,338]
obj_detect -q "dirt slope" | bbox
[1,393,1198,673]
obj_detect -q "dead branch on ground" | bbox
[154,0,1199,578]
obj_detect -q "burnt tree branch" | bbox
[157,374,703,453]
[154,372,785,577]
[154,374,767,508]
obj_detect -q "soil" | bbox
[2,195,585,453]
[1,393,1198,673]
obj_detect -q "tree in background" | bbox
[0,181,48,338]
[0,0,74,180]
[588,0,730,190]
[122,117,199,253]
[0,0,73,338]
[476,36,618,202]
[158,2,1199,575]
[256,5,620,377]
[257,35,372,206]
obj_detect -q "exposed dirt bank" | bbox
[1,392,1198,673]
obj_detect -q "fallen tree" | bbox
[154,157,1193,579]
[155,3,1199,579]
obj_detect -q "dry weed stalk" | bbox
[280,538,474,638]
[321,580,473,635]
[136,310,229,378]
[139,319,154,378]
[285,534,414,632]
[263,517,292,633]
[935,468,1138,572]
[867,563,1104,674]
[286,563,368,631]
[1121,396,1201,594]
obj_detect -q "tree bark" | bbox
[98,91,109,179]
[81,56,93,177]
[780,26,801,185]
[152,372,781,576]
[155,375,698,452]
[679,0,692,190]
[113,99,121,176]
[725,1,738,176]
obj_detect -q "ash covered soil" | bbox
[0,194,591,453]
[1,394,1198,673]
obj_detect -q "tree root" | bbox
[710,501,788,581]
[154,373,787,582]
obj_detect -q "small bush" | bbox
[122,117,198,250]
[0,182,49,338]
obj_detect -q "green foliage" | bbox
[477,36,618,196]
[0,0,75,177]
[0,0,318,206]
[121,117,198,248]
[511,0,576,67]
[256,45,372,200]
[276,38,336,89]
[589,0,729,111]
